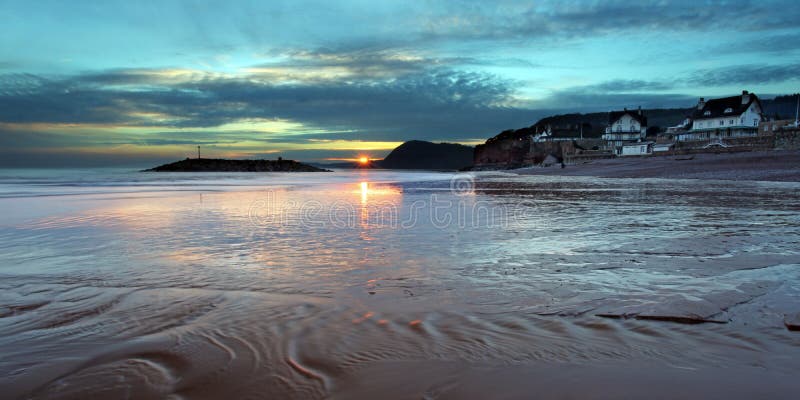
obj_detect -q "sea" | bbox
[1,168,799,399]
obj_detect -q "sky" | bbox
[1,0,800,167]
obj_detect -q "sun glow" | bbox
[359,156,369,164]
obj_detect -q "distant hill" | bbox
[378,140,474,170]
[764,94,800,120]
[145,158,330,172]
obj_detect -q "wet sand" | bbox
[334,361,800,399]
[1,170,799,399]
[514,150,800,181]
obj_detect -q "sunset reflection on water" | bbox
[356,180,404,231]
[3,174,411,278]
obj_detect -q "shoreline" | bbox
[510,150,800,182]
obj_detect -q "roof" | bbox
[692,93,761,120]
[608,110,647,126]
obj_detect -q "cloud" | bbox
[534,91,696,111]
[536,62,800,110]
[713,32,800,55]
[416,1,800,42]
[0,63,532,149]
[244,46,542,85]
[248,48,435,80]
[532,77,692,110]
[0,73,52,95]
[0,61,20,70]
[578,79,675,93]
[688,64,800,86]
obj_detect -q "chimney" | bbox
[638,105,642,115]
[697,98,705,110]
[742,90,750,105]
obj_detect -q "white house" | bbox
[676,91,764,141]
[666,117,692,134]
[532,124,587,142]
[602,107,647,155]
[620,141,653,156]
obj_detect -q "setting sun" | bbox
[358,156,369,164]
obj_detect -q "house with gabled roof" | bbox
[532,123,590,142]
[602,107,647,155]
[676,90,764,141]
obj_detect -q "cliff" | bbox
[145,158,331,172]
[473,137,532,168]
[379,140,474,170]
[473,99,792,169]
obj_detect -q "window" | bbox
[719,120,724,126]
[724,107,733,113]
[704,111,711,116]
[730,119,734,125]
[753,119,758,126]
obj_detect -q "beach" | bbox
[515,150,800,181]
[1,169,799,399]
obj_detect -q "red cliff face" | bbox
[474,137,531,168]
[474,138,607,169]
[473,137,573,168]
[527,141,576,164]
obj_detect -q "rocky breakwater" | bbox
[144,158,331,172]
